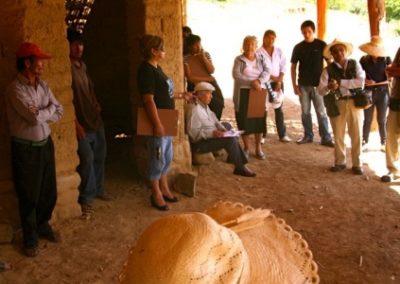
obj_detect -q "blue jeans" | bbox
[77,126,107,204]
[147,136,173,181]
[363,90,389,144]
[299,86,332,142]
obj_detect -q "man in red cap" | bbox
[5,42,63,257]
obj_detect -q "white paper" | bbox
[223,130,244,137]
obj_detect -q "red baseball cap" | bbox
[16,42,51,59]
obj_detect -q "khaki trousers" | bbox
[385,110,400,176]
[329,99,363,167]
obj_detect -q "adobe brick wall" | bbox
[0,0,80,227]
[127,0,192,180]
[0,0,193,228]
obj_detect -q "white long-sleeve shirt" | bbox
[5,74,63,141]
[256,46,286,78]
[318,59,365,97]
[186,101,226,143]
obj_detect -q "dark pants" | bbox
[363,91,389,144]
[191,137,248,170]
[11,137,57,248]
[263,104,287,139]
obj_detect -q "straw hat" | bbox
[359,36,387,57]
[323,38,353,60]
[205,201,319,283]
[119,212,250,283]
[268,89,284,110]
[119,201,320,284]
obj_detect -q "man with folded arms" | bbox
[186,82,256,177]
[5,42,63,257]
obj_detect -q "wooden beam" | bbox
[368,0,385,36]
[317,0,328,40]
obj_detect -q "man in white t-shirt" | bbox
[257,30,291,143]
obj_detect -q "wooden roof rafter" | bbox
[65,0,96,33]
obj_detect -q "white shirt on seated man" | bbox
[186,82,256,177]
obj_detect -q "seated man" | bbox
[186,82,256,177]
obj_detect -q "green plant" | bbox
[329,0,350,11]
[387,0,400,21]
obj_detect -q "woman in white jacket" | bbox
[232,35,273,160]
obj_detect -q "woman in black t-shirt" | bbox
[137,35,178,211]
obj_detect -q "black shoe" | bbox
[233,167,256,177]
[163,195,179,203]
[381,174,392,182]
[297,137,313,144]
[39,230,61,243]
[321,140,335,147]
[150,195,169,211]
[24,246,39,257]
[330,164,346,172]
[352,166,364,175]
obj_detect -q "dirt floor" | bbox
[1,98,400,284]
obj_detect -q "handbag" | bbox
[351,88,372,109]
[323,91,340,117]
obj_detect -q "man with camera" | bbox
[318,39,365,175]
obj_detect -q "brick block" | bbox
[173,172,197,197]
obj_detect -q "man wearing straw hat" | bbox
[359,36,392,150]
[186,82,256,177]
[382,47,400,182]
[318,39,365,175]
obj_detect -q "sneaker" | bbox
[297,137,313,144]
[256,151,266,160]
[243,149,250,159]
[280,136,291,143]
[321,140,335,147]
[380,143,386,152]
[330,164,346,172]
[381,174,392,182]
[352,166,364,175]
[81,203,94,214]
[261,137,266,145]
[233,166,256,177]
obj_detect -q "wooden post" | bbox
[317,0,328,40]
[368,0,385,36]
